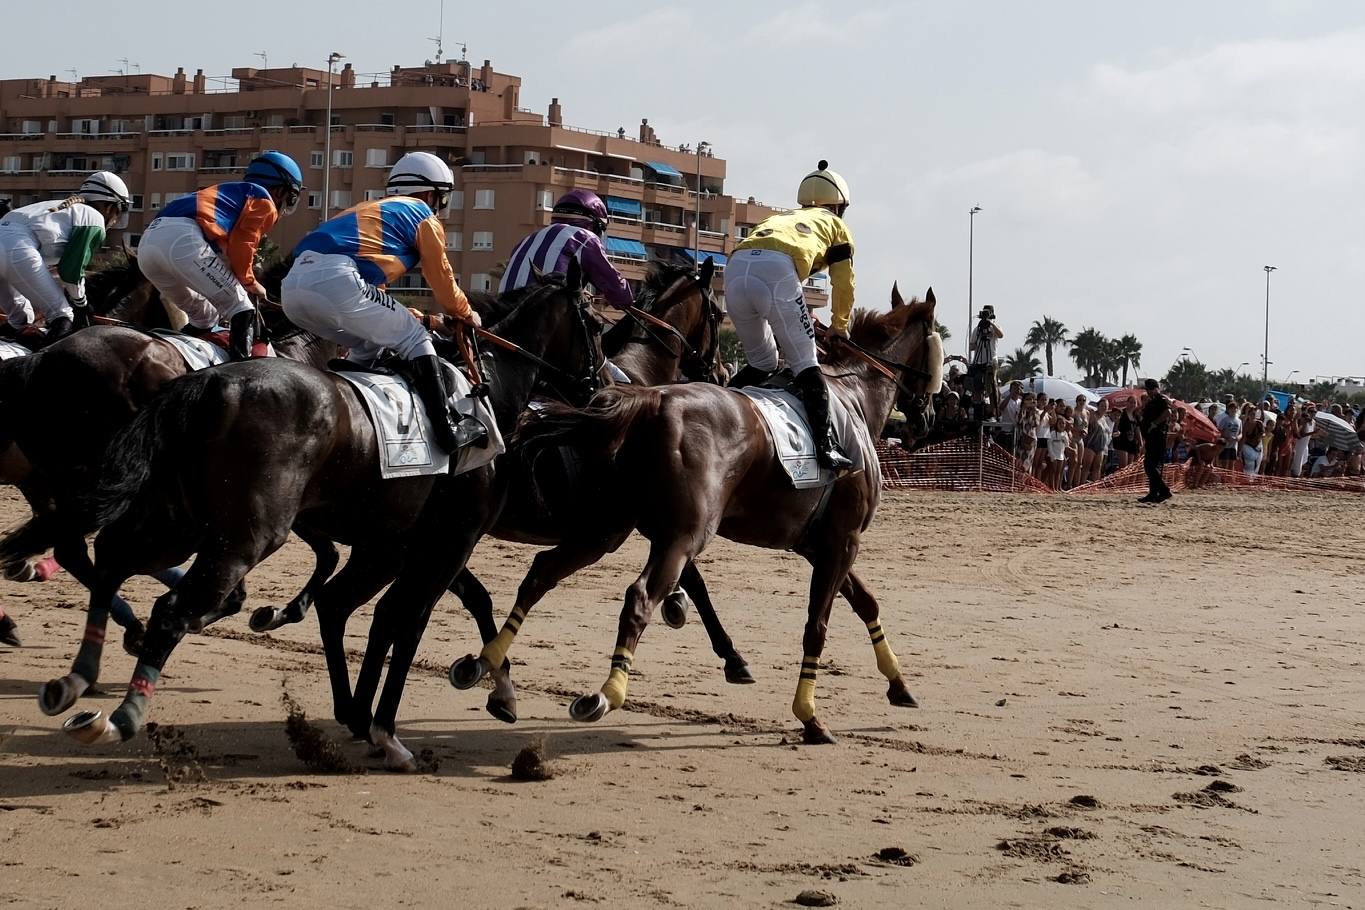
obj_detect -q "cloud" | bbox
[749,2,896,47]
[562,9,704,61]
[917,149,1110,222]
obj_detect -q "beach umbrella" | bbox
[1311,411,1359,451]
[1002,376,1099,406]
[1101,388,1219,443]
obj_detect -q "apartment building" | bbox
[0,58,829,306]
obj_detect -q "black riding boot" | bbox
[43,316,74,344]
[795,366,853,472]
[410,355,463,454]
[728,363,775,389]
[228,311,255,361]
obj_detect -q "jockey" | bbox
[282,151,483,453]
[0,172,131,343]
[728,161,856,471]
[137,151,304,360]
[499,189,632,310]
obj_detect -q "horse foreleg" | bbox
[674,560,753,684]
[569,537,694,723]
[793,538,860,745]
[449,568,517,724]
[313,546,399,733]
[249,526,341,633]
[840,570,918,709]
[38,563,133,717]
[449,534,626,693]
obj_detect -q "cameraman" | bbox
[967,305,1004,419]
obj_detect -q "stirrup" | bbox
[452,415,490,449]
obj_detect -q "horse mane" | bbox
[486,273,571,336]
[601,260,695,353]
[469,282,536,327]
[821,299,931,366]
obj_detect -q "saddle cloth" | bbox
[737,386,865,489]
[335,365,504,480]
[148,329,229,371]
[0,339,30,361]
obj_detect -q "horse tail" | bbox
[78,371,214,528]
[514,386,662,461]
[0,354,38,453]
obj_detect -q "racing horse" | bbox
[56,264,605,770]
[486,286,942,744]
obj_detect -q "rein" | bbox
[816,323,932,402]
[618,274,723,381]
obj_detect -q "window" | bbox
[473,189,494,210]
[21,120,42,134]
[149,193,162,210]
[363,189,384,202]
[445,231,462,251]
[380,113,395,126]
[1,156,21,173]
[736,225,751,239]
[471,231,493,251]
[306,192,321,210]
[72,118,100,134]
[109,120,131,134]
[538,189,554,210]
[329,190,351,210]
[129,194,144,211]
[470,273,493,292]
[448,190,464,211]
[164,153,195,171]
[125,232,141,250]
[524,151,541,165]
[332,150,353,168]
[151,153,162,171]
[222,115,247,129]
[365,148,388,168]
[309,150,324,169]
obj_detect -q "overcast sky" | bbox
[10,1,1363,381]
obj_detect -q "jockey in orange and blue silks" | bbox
[282,151,483,454]
[137,151,303,359]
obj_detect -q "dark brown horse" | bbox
[500,287,942,743]
[57,268,605,770]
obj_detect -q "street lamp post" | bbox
[321,51,345,222]
[967,205,982,355]
[1180,346,1201,364]
[694,140,710,269]
[1262,265,1277,387]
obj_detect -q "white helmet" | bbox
[797,160,851,209]
[79,171,132,211]
[386,152,455,206]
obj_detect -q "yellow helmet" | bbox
[797,160,851,208]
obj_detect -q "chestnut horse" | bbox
[495,287,942,744]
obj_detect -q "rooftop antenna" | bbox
[66,68,78,83]
[255,50,268,70]
[430,0,445,62]
[117,57,130,76]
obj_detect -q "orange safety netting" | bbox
[875,440,1365,495]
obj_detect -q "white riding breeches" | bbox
[282,252,435,365]
[724,248,816,374]
[137,217,253,329]
[0,224,71,326]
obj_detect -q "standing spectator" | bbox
[967,305,1003,418]
[1138,378,1173,503]
[1046,405,1071,489]
[1113,403,1139,469]
[1015,392,1039,467]
[1033,399,1055,477]
[1241,410,1265,476]
[1216,395,1242,470]
[999,380,1023,448]
[1082,398,1112,483]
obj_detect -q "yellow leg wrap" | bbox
[866,620,902,681]
[600,646,633,709]
[792,656,818,722]
[480,606,529,668]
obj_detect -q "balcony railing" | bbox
[409,124,465,134]
[0,133,47,141]
[0,168,40,175]
[53,131,140,140]
[289,125,318,134]
[355,123,397,132]
[201,128,256,136]
[460,164,524,174]
[200,165,240,173]
[148,129,196,137]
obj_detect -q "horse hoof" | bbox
[801,719,837,745]
[661,589,691,630]
[3,560,36,583]
[448,655,488,690]
[63,710,123,745]
[486,695,518,725]
[39,674,89,717]
[121,621,145,658]
[0,617,20,648]
[887,677,920,708]
[248,606,281,633]
[724,658,756,685]
[569,692,610,723]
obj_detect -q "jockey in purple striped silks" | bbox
[498,190,633,311]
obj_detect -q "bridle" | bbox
[817,318,938,411]
[616,274,724,383]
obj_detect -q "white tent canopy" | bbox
[1000,375,1100,406]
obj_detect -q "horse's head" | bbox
[619,258,724,384]
[836,285,943,438]
[85,255,151,317]
[492,256,606,406]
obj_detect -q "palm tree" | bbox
[1068,327,1109,386]
[1000,347,1042,381]
[1114,333,1143,387]
[1099,337,1124,386]
[1025,317,1069,376]
[1163,359,1211,402]
[934,321,951,343]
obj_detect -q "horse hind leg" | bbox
[570,538,694,723]
[250,527,340,633]
[841,570,918,709]
[450,569,517,724]
[670,560,754,685]
[791,539,861,745]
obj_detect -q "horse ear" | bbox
[890,282,904,309]
[565,255,584,293]
[925,287,936,307]
[699,257,715,289]
[529,263,547,285]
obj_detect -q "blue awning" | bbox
[605,236,647,259]
[684,248,727,268]
[646,160,683,179]
[605,196,642,219]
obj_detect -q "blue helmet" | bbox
[244,151,303,214]
[244,151,303,191]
